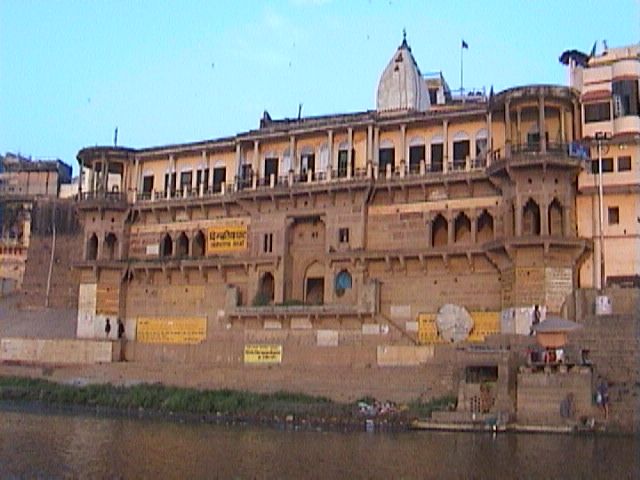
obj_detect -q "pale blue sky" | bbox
[1,0,639,174]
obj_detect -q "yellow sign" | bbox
[137,317,207,344]
[468,311,500,342]
[244,344,282,364]
[417,313,444,344]
[207,226,248,254]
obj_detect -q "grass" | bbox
[0,376,454,423]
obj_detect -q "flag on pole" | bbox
[462,39,469,49]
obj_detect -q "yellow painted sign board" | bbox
[244,344,282,364]
[137,317,207,344]
[207,226,247,254]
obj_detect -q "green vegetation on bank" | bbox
[0,376,453,422]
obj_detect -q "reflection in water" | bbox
[0,407,638,479]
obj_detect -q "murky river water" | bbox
[0,406,637,479]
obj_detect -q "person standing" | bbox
[117,318,125,339]
[104,318,111,338]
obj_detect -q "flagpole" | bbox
[460,44,464,95]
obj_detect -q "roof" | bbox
[532,316,583,333]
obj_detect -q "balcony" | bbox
[487,142,584,176]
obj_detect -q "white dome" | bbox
[376,37,430,112]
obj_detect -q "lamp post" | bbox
[594,131,610,291]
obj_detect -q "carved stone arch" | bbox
[523,198,541,235]
[160,233,173,258]
[104,232,118,260]
[454,212,472,244]
[477,210,494,243]
[304,261,325,305]
[176,231,189,257]
[432,214,448,247]
[192,230,206,257]
[548,198,564,236]
[86,233,98,261]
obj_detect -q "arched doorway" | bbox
[548,198,564,236]
[477,210,494,243]
[192,230,205,257]
[160,233,173,258]
[176,232,189,257]
[454,212,471,243]
[104,233,118,260]
[432,214,448,247]
[523,199,541,235]
[256,272,275,305]
[304,262,324,305]
[86,233,98,260]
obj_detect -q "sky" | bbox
[1,0,639,174]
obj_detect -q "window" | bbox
[334,270,352,297]
[378,147,395,174]
[430,143,443,172]
[264,157,278,183]
[409,145,425,173]
[584,102,611,123]
[338,228,349,243]
[239,164,253,189]
[301,153,315,176]
[612,80,640,117]
[180,171,192,192]
[337,149,355,178]
[618,156,632,172]
[142,175,154,194]
[591,158,614,173]
[213,167,226,193]
[263,233,273,253]
[452,140,470,169]
[608,206,619,225]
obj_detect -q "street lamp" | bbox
[594,131,611,291]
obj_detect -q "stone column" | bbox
[167,155,175,199]
[133,156,140,202]
[366,125,373,164]
[347,128,354,178]
[505,100,511,157]
[327,130,333,177]
[572,100,580,142]
[515,197,522,236]
[540,198,549,236]
[235,143,242,178]
[516,108,522,146]
[538,94,547,153]
[471,212,478,244]
[373,127,380,169]
[442,120,449,174]
[289,135,296,175]
[101,153,108,192]
[400,124,406,175]
[447,213,455,245]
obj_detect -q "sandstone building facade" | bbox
[74,38,637,343]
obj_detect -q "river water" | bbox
[0,406,637,479]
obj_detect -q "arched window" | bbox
[192,230,205,257]
[160,233,173,258]
[104,233,118,260]
[176,232,189,257]
[523,199,541,235]
[429,134,444,172]
[477,210,494,243]
[454,213,471,244]
[334,270,352,297]
[548,198,564,236]
[432,214,448,247]
[86,233,98,261]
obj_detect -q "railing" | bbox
[82,142,585,207]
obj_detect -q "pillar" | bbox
[560,107,566,144]
[442,120,449,173]
[373,127,380,169]
[486,112,493,165]
[538,94,546,153]
[516,107,522,146]
[78,157,84,197]
[400,124,406,174]
[366,125,373,164]
[327,130,333,176]
[505,100,512,157]
[289,135,296,174]
[347,128,353,178]
[540,198,549,236]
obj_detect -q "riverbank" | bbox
[0,376,455,431]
